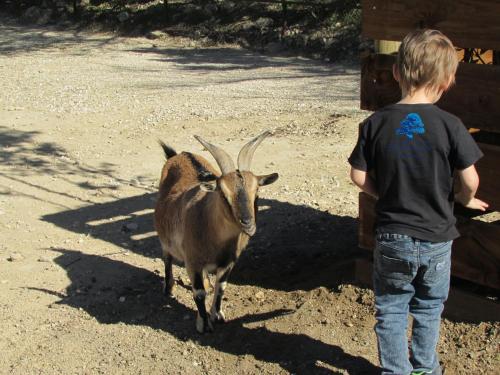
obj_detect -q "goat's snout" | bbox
[240,218,252,226]
[240,218,256,236]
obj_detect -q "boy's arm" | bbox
[454,165,488,211]
[350,167,378,199]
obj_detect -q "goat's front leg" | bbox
[190,269,213,333]
[210,265,233,324]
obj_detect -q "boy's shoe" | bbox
[411,370,441,375]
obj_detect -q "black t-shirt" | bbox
[348,103,483,242]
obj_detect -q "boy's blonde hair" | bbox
[396,29,458,95]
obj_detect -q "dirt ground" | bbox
[0,16,498,375]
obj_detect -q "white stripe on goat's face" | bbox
[218,170,260,236]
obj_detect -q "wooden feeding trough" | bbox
[358,0,500,290]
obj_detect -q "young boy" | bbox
[348,29,489,375]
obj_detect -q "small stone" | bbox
[38,256,52,263]
[183,314,191,321]
[345,322,354,327]
[8,253,23,262]
[119,296,126,302]
[147,31,167,40]
[254,291,265,300]
[130,178,141,187]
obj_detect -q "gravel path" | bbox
[0,15,498,375]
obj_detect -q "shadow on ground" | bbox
[35,247,379,375]
[43,192,365,292]
[0,126,153,208]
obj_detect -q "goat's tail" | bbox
[158,140,177,159]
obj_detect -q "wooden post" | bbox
[374,40,400,54]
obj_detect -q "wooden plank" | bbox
[358,192,376,250]
[439,64,500,134]
[475,143,500,212]
[357,192,500,289]
[362,0,500,50]
[361,53,500,134]
[452,219,500,290]
[360,53,400,112]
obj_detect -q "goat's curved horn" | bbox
[237,130,271,171]
[194,135,236,175]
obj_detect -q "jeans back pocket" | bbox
[422,250,451,284]
[376,253,412,279]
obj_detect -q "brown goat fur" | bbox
[154,135,278,333]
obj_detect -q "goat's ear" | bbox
[200,180,217,192]
[258,173,279,186]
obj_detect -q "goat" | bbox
[154,131,278,333]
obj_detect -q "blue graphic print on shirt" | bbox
[396,113,425,139]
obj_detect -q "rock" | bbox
[7,252,23,262]
[117,11,129,23]
[240,20,257,31]
[345,322,354,327]
[358,291,374,306]
[255,17,274,29]
[147,31,167,40]
[255,291,265,300]
[130,178,142,187]
[38,256,52,263]
[119,296,126,302]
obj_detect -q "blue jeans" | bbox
[373,233,452,375]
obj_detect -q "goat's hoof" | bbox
[196,315,214,333]
[163,282,174,298]
[210,311,226,324]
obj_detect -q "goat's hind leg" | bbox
[190,268,213,333]
[163,253,175,297]
[210,265,233,324]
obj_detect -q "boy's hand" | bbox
[454,194,489,211]
[455,165,488,211]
